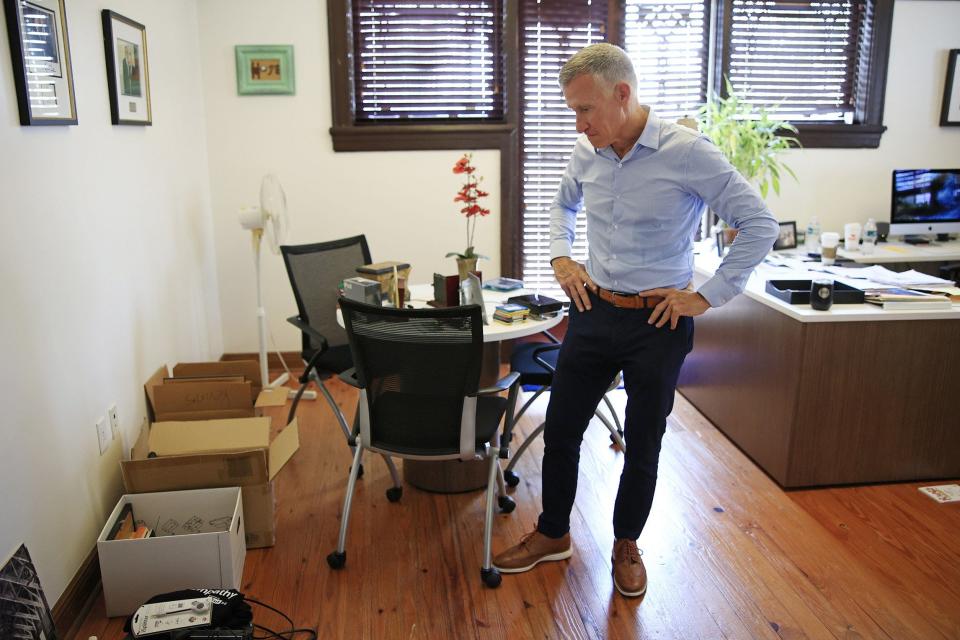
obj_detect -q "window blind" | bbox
[723,0,871,121]
[519,0,709,291]
[352,1,504,121]
[625,0,711,120]
[519,0,610,294]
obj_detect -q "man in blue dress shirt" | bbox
[493,43,779,597]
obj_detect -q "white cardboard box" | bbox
[97,487,246,617]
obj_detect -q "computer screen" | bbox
[890,169,960,236]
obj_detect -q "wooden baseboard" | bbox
[52,546,100,640]
[221,352,303,370]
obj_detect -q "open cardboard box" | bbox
[121,416,299,548]
[97,487,245,617]
[144,361,287,423]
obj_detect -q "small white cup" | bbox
[821,232,840,265]
[844,222,862,252]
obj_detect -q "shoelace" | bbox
[616,542,643,564]
[518,530,539,549]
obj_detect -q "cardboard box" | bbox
[97,487,245,617]
[121,416,299,548]
[144,361,287,423]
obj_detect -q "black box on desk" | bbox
[765,280,865,305]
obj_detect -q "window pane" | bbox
[725,0,871,122]
[353,1,504,121]
[519,0,608,293]
[625,0,710,119]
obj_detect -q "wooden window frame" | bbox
[327,0,895,278]
[713,0,894,149]
[326,0,522,276]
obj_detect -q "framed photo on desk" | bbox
[774,221,798,250]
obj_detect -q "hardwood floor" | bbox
[74,375,960,639]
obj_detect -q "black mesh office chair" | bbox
[503,332,625,487]
[327,299,521,588]
[281,236,400,495]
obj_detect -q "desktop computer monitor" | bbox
[889,169,960,238]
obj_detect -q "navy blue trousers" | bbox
[536,290,694,541]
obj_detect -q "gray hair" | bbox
[558,43,637,92]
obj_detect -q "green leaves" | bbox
[698,79,800,200]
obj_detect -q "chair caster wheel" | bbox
[497,495,516,513]
[386,486,403,502]
[327,551,346,569]
[504,470,520,487]
[481,567,501,588]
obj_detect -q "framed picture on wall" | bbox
[101,10,152,125]
[3,0,77,125]
[941,49,960,127]
[235,45,295,95]
[774,221,798,250]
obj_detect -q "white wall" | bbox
[196,0,500,354]
[0,0,220,605]
[766,0,960,236]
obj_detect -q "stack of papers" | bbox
[855,266,954,288]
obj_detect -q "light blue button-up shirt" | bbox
[549,109,780,307]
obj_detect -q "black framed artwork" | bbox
[941,49,960,127]
[3,0,77,125]
[101,10,151,125]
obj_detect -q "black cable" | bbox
[245,597,317,640]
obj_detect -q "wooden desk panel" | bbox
[679,273,960,487]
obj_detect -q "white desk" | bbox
[678,250,960,488]
[838,239,960,264]
[696,252,960,323]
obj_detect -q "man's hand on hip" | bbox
[552,257,597,312]
[639,287,711,329]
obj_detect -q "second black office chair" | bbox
[281,235,401,497]
[503,331,625,487]
[328,299,521,588]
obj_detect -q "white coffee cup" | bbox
[844,222,862,252]
[821,232,840,265]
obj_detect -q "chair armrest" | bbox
[532,344,560,374]
[338,367,361,389]
[286,315,329,354]
[476,371,521,396]
[542,330,561,345]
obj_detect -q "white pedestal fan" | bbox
[238,174,292,391]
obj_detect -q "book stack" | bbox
[864,288,952,310]
[493,303,529,325]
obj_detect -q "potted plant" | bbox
[446,153,491,280]
[698,80,799,244]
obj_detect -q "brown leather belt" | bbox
[596,287,665,309]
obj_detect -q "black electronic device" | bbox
[507,293,564,317]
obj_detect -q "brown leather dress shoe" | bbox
[493,529,572,573]
[612,539,647,597]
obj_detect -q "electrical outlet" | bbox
[108,404,120,436]
[96,415,112,455]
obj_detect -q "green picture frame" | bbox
[235,44,294,95]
